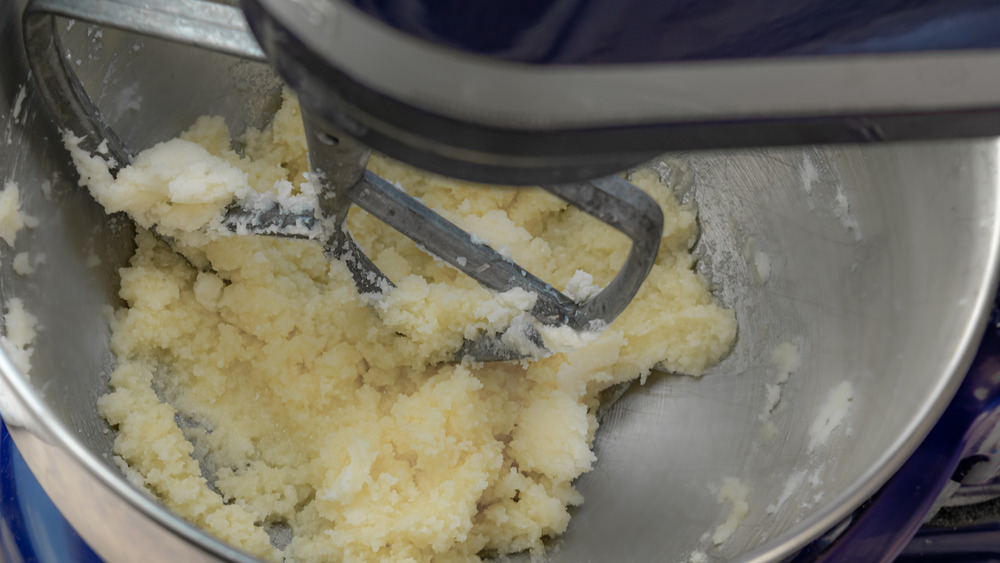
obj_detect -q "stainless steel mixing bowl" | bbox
[1,1,999,561]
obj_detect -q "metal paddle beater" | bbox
[22,0,664,361]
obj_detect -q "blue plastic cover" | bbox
[347,0,1000,63]
[0,423,101,563]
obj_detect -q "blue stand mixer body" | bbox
[346,0,1000,63]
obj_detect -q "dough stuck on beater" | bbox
[81,93,737,562]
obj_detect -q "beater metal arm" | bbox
[303,120,664,331]
[22,0,264,172]
[348,172,663,330]
[23,0,667,359]
[27,0,264,61]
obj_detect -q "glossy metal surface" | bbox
[789,298,1000,562]
[1,1,1000,562]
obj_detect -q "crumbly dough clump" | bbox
[81,93,736,562]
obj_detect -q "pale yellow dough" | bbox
[81,92,737,562]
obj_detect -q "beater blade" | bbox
[23,0,665,361]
